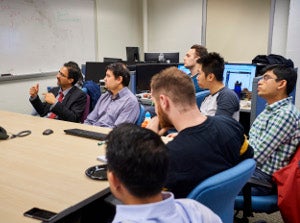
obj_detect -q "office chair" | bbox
[187,159,256,223]
[235,144,300,223]
[80,94,90,123]
[135,104,146,126]
[234,179,278,223]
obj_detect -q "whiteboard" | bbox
[0,0,96,75]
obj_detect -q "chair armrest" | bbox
[247,177,273,189]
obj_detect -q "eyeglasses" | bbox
[58,71,68,78]
[260,75,279,82]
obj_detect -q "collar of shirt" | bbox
[265,96,293,112]
[59,87,72,98]
[108,87,129,101]
[113,192,176,222]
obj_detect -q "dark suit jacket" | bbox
[30,86,87,123]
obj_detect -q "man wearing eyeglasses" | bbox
[249,64,300,195]
[29,61,87,123]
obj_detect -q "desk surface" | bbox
[240,100,251,113]
[0,110,110,223]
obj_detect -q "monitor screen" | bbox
[144,52,179,63]
[177,63,190,74]
[135,63,177,93]
[223,63,256,91]
[126,47,140,63]
[85,62,110,83]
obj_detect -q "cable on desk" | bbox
[10,130,31,139]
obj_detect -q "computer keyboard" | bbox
[64,128,107,140]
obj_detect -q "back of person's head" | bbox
[262,64,297,95]
[64,61,82,86]
[190,44,208,58]
[197,52,225,81]
[106,123,169,198]
[151,67,196,107]
[105,62,130,86]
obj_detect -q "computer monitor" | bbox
[144,52,179,63]
[85,62,110,83]
[135,63,177,93]
[126,47,140,63]
[103,57,122,63]
[177,63,190,74]
[223,63,257,91]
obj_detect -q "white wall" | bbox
[96,0,143,61]
[286,0,300,109]
[271,0,289,55]
[147,0,203,63]
[0,76,56,114]
[206,0,270,62]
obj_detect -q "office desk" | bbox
[239,100,251,136]
[0,110,110,223]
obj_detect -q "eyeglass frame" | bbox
[260,74,282,82]
[58,70,69,78]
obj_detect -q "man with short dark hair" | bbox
[197,52,240,120]
[29,61,87,122]
[249,64,300,195]
[106,123,222,223]
[183,44,208,92]
[84,63,139,128]
[147,67,252,198]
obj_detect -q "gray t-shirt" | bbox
[200,86,240,121]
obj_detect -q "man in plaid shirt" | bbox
[249,64,300,195]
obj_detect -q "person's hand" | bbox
[146,116,169,136]
[43,93,56,105]
[29,83,39,97]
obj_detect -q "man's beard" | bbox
[157,103,174,129]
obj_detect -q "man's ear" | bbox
[68,78,74,85]
[107,170,121,190]
[277,79,287,91]
[107,170,125,201]
[207,73,215,81]
[116,75,123,84]
[159,94,170,110]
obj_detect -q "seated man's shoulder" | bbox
[219,87,239,100]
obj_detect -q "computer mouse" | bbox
[43,129,54,135]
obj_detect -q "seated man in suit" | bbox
[106,123,222,223]
[84,63,139,128]
[196,52,240,121]
[147,67,253,198]
[29,61,87,123]
[249,64,300,195]
[183,44,208,93]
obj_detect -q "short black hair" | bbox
[105,63,130,86]
[197,52,225,81]
[262,64,297,95]
[64,61,82,86]
[106,123,169,198]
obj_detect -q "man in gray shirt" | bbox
[84,63,140,128]
[197,52,240,121]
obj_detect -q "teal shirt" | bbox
[189,73,205,93]
[249,97,300,175]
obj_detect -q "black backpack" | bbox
[252,54,294,68]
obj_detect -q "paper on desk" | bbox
[97,155,107,163]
